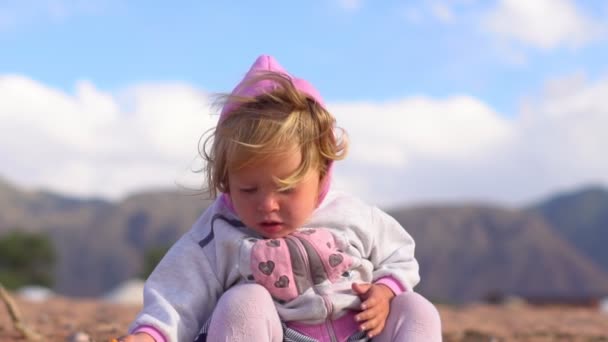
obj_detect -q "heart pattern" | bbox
[249,228,354,303]
[259,260,275,275]
[329,254,343,267]
[274,275,289,288]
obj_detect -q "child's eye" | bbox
[240,187,257,194]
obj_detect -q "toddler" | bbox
[118,55,442,342]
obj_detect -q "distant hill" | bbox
[388,205,608,303]
[528,185,608,273]
[51,190,212,296]
[1,176,608,302]
[0,177,211,296]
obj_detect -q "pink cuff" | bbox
[132,325,166,342]
[375,276,406,296]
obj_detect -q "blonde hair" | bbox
[200,72,348,198]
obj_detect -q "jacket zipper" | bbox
[287,235,338,342]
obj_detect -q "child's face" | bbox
[228,149,321,238]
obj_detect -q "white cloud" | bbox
[333,73,608,207]
[482,0,605,50]
[517,73,608,171]
[1,74,607,208]
[331,96,512,166]
[0,75,214,199]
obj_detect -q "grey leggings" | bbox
[197,284,442,342]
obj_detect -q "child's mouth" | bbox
[260,221,283,234]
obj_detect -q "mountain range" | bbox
[1,176,607,303]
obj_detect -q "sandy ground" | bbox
[1,296,607,341]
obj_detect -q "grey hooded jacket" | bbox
[129,190,420,342]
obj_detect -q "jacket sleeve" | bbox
[367,206,420,291]
[128,231,223,342]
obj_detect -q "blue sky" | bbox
[4,0,605,113]
[1,0,607,207]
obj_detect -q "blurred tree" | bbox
[140,245,170,279]
[0,230,56,290]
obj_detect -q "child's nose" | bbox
[258,193,279,212]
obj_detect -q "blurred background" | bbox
[1,0,607,312]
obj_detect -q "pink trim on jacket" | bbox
[132,325,166,342]
[375,275,406,296]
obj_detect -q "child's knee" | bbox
[208,284,282,340]
[392,292,441,326]
[217,284,274,311]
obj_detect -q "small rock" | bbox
[600,296,608,314]
[103,279,145,306]
[16,285,54,302]
[67,331,93,342]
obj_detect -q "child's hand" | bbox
[352,282,395,338]
[110,332,156,342]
